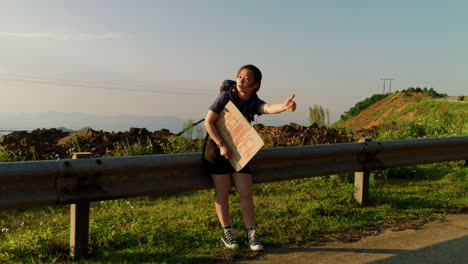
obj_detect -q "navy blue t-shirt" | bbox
[209,91,266,122]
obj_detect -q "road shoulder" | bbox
[231,214,468,264]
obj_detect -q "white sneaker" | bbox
[245,227,264,251]
[221,227,239,249]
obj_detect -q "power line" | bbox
[0,76,214,96]
[0,73,214,93]
[0,72,314,99]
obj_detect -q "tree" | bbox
[178,119,204,139]
[326,108,330,126]
[308,105,330,126]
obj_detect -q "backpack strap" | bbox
[228,90,235,102]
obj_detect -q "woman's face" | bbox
[236,68,259,94]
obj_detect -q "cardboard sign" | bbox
[215,101,264,172]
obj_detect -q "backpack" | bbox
[219,79,258,122]
[219,79,237,94]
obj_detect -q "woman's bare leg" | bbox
[212,174,232,227]
[232,173,255,229]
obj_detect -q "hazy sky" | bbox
[1,0,467,126]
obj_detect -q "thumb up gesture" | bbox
[283,94,297,112]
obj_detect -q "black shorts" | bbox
[202,137,252,174]
[203,156,252,174]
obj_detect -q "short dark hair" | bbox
[237,64,262,92]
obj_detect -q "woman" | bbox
[204,64,296,250]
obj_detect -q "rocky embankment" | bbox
[0,124,355,160]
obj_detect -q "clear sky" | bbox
[1,0,467,126]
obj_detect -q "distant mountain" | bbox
[0,111,188,134]
[255,118,308,127]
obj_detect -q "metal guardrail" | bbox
[1,136,467,257]
[1,136,467,210]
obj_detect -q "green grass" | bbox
[387,98,466,122]
[371,98,467,140]
[1,161,466,263]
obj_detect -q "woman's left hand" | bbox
[283,94,296,112]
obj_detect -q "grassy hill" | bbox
[334,92,467,139]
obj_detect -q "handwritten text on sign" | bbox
[215,101,264,172]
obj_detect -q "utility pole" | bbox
[387,78,395,93]
[380,78,386,94]
[380,78,395,94]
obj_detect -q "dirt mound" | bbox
[0,128,70,159]
[255,123,352,147]
[0,125,355,161]
[0,127,175,160]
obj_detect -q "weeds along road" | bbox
[231,214,468,264]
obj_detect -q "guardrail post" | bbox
[70,152,92,259]
[354,138,371,205]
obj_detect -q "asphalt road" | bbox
[231,214,468,264]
